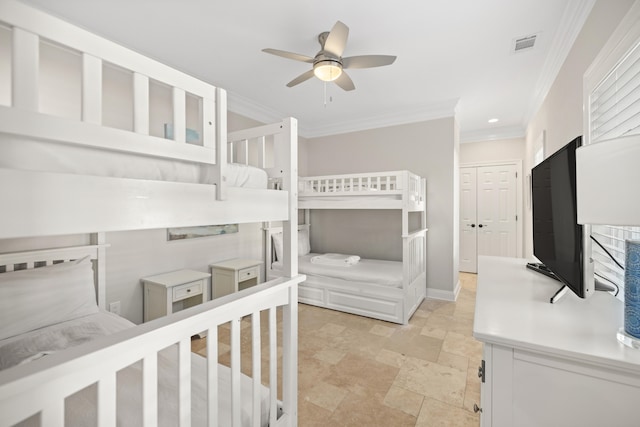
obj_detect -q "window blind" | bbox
[589,39,640,297]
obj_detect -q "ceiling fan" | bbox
[262,20,396,91]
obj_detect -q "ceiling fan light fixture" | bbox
[313,60,342,82]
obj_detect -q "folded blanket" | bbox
[310,253,361,266]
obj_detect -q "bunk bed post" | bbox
[215,88,227,200]
[279,116,298,426]
[90,232,107,310]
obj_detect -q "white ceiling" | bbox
[21,0,595,141]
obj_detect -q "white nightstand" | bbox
[142,269,211,322]
[209,259,262,299]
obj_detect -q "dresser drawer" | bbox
[172,280,203,302]
[238,266,259,282]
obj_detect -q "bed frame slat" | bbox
[97,373,117,427]
[231,317,242,427]
[178,337,192,426]
[142,354,159,427]
[251,311,262,427]
[268,307,278,427]
[206,326,219,427]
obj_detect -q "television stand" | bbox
[525,263,567,303]
[474,257,640,427]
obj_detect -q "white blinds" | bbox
[589,39,640,296]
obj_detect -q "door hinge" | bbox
[516,214,518,221]
[515,171,518,178]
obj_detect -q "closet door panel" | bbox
[460,167,478,273]
[477,165,517,258]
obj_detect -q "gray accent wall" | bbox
[302,117,460,300]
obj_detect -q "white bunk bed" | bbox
[0,1,304,426]
[267,171,427,325]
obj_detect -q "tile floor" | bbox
[193,272,481,426]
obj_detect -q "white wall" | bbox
[303,117,459,299]
[523,0,635,258]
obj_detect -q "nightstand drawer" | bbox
[173,280,203,302]
[239,266,259,282]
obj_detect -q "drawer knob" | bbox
[473,404,482,413]
[187,289,191,292]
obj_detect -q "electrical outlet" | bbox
[109,301,121,315]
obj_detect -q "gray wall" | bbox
[303,117,459,299]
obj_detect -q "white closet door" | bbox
[460,167,478,273]
[477,164,518,258]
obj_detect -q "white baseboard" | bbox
[425,280,461,302]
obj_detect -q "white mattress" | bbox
[0,310,272,427]
[273,253,402,287]
[1,139,268,188]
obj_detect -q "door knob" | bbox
[478,224,484,228]
[470,224,476,228]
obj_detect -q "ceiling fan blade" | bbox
[323,21,349,57]
[334,71,355,91]
[262,48,314,63]
[342,55,397,69]
[286,69,315,87]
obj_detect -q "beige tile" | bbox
[394,356,467,407]
[317,322,347,337]
[385,327,443,362]
[329,391,417,427]
[195,272,482,427]
[416,397,479,427]
[442,331,483,359]
[325,353,400,395]
[313,348,347,365]
[302,380,349,412]
[420,324,448,340]
[384,385,425,417]
[369,324,396,337]
[438,351,469,372]
[375,348,407,368]
[298,399,334,427]
[329,327,387,359]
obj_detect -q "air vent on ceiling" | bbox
[514,34,537,52]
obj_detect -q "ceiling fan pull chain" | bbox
[324,82,327,107]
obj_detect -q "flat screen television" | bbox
[529,136,593,302]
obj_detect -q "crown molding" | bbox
[300,99,460,138]
[522,0,596,126]
[226,90,285,125]
[460,125,526,143]
[228,92,459,138]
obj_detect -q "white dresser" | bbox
[473,256,640,427]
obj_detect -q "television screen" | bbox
[531,136,591,299]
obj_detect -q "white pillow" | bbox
[298,229,311,256]
[0,256,99,341]
[272,232,284,262]
[271,230,311,261]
